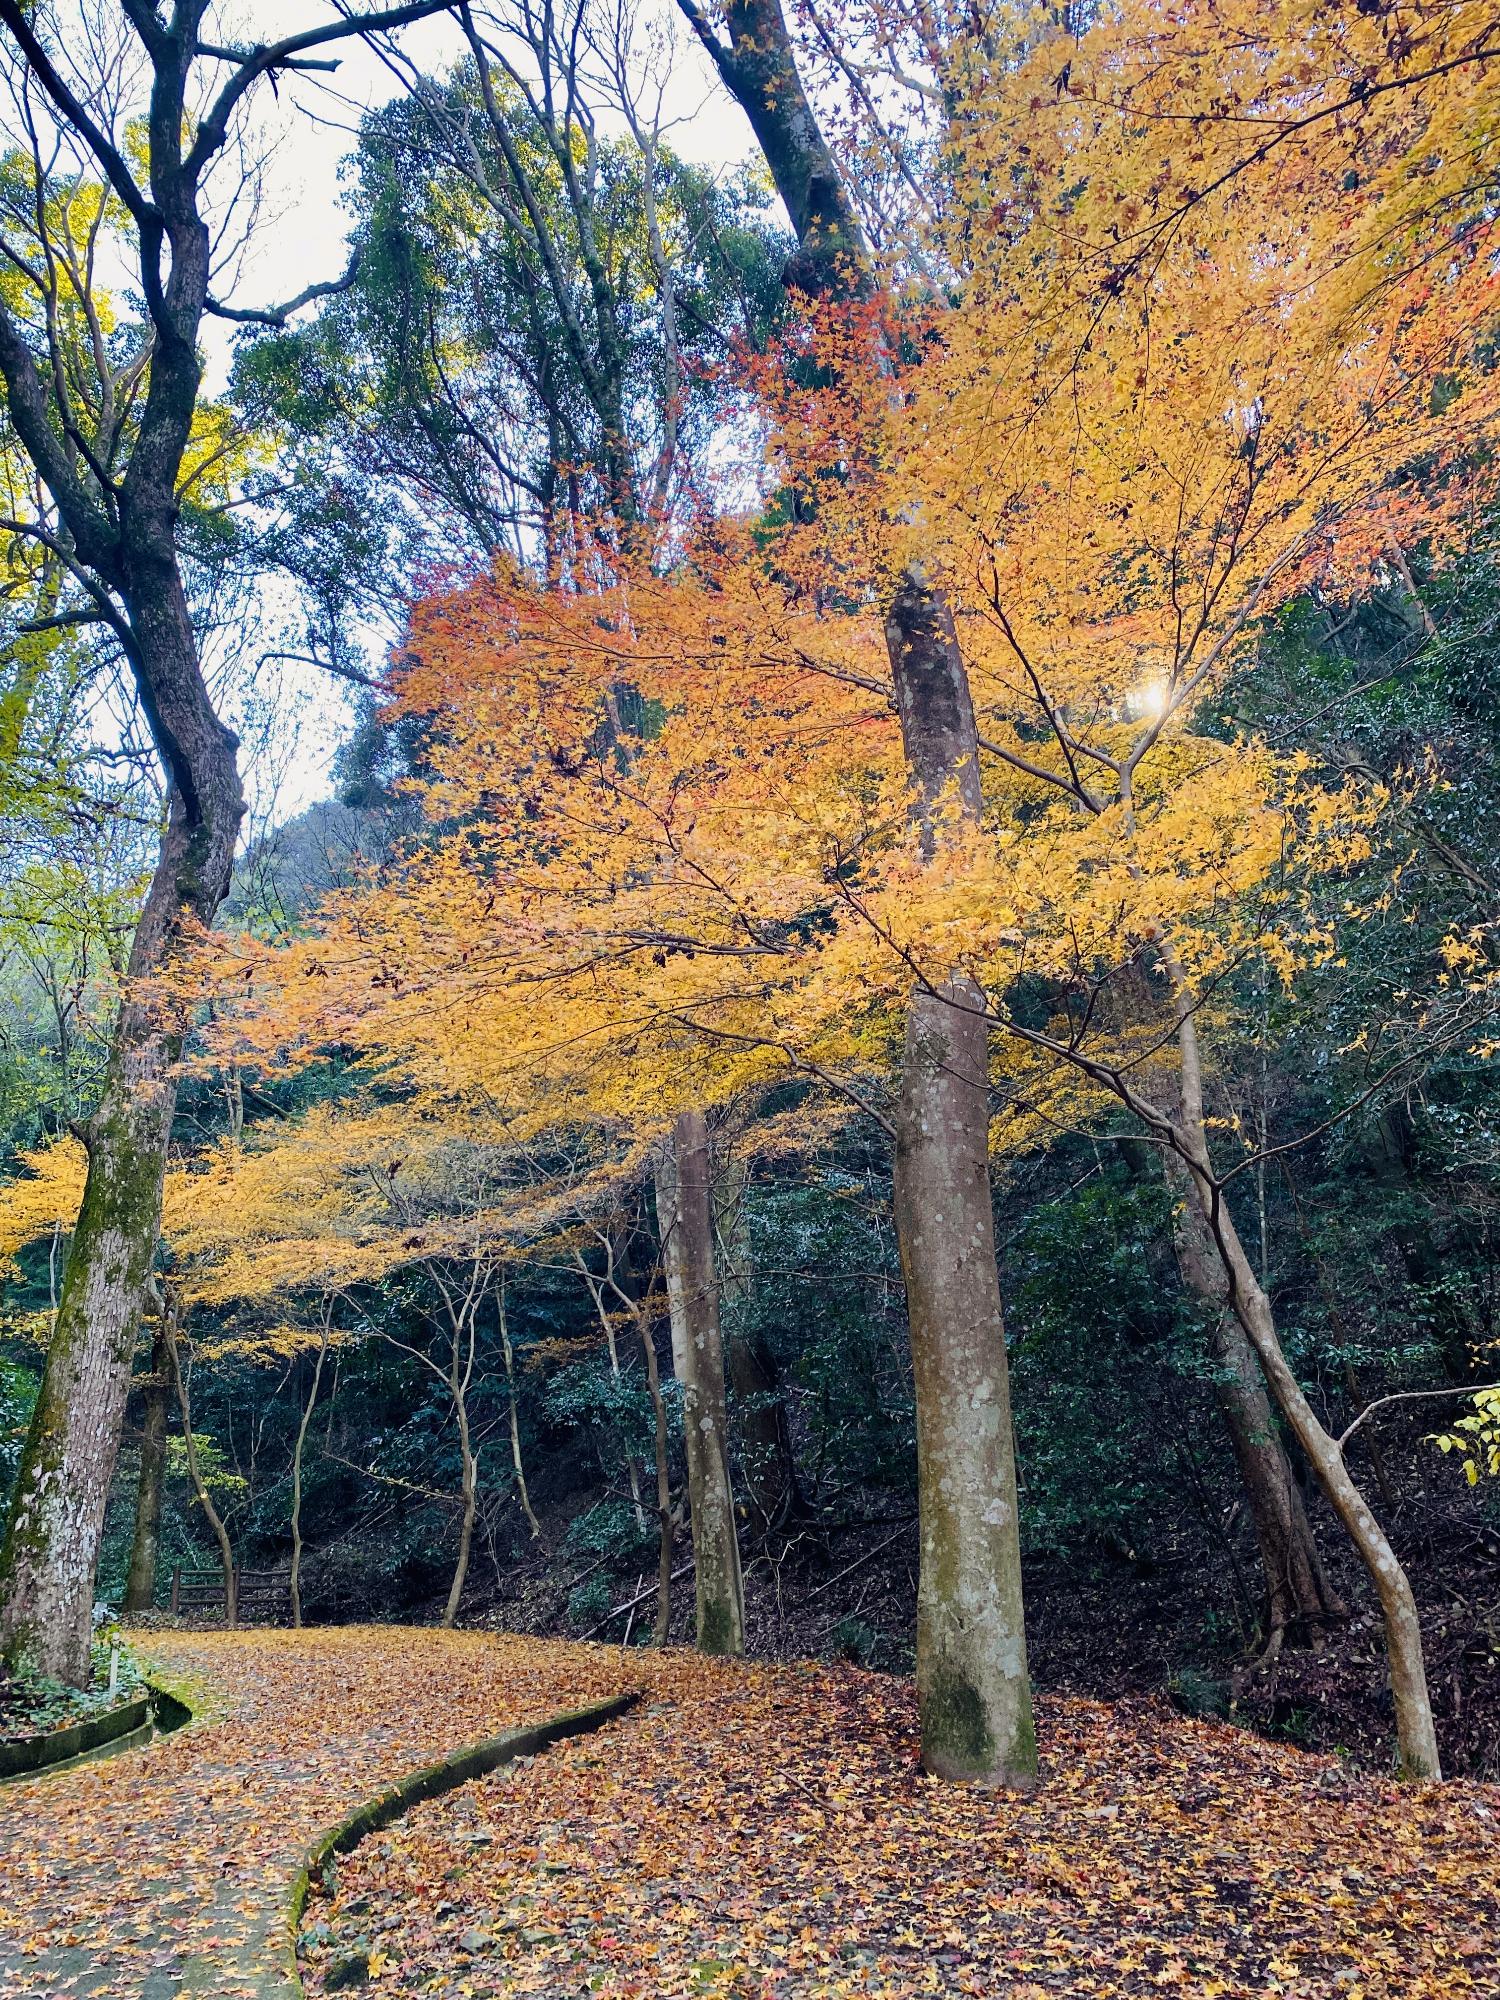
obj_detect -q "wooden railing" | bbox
[168,1565,293,1623]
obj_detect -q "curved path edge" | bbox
[241,1689,639,2000]
[0,1677,194,1787]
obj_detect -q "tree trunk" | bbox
[122,1320,170,1617]
[0,596,242,1681]
[684,2,1035,1779]
[165,1312,237,1631]
[886,574,1036,1786]
[290,1319,332,1630]
[500,1296,542,1541]
[443,1338,480,1630]
[1165,999,1438,1777]
[714,1147,801,1533]
[1167,1152,1343,1651]
[638,1306,675,1647]
[656,1110,745,1655]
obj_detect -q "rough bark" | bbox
[290,1319,331,1630]
[0,0,450,1686]
[685,0,1035,1779]
[122,1321,170,1617]
[656,1110,745,1655]
[888,574,1036,1785]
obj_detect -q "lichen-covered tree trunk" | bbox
[887,574,1036,1786]
[1168,1156,1342,1649]
[122,1320,170,1618]
[656,1110,745,1655]
[0,571,242,1683]
[0,923,205,1680]
[685,0,1034,1779]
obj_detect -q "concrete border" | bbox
[274,1689,638,1998]
[0,1693,152,1782]
[0,1676,198,1786]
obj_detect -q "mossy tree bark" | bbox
[680,0,1035,1780]
[123,1319,171,1618]
[0,0,456,1689]
[887,577,1036,1786]
[656,1110,745,1655]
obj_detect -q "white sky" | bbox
[205,4,754,828]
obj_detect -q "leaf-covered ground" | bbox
[3,1631,1496,1999]
[300,1653,1500,2000]
[0,1629,626,1998]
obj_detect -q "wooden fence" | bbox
[168,1565,293,1623]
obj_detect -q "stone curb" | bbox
[269,1689,639,1998]
[0,1672,195,1785]
[0,1693,152,1782]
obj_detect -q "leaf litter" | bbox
[298,1653,1500,1999]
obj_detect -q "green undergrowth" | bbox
[0,1626,143,1742]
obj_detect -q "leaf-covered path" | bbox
[300,1654,1500,2000]
[0,1629,629,2000]
[4,1632,1497,2000]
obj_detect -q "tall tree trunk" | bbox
[887,575,1036,1786]
[0,601,243,1682]
[1165,996,1439,1778]
[0,0,463,1686]
[122,1319,170,1617]
[655,1110,745,1655]
[714,1146,801,1533]
[165,1309,236,1631]
[680,0,1035,1780]
[290,1317,332,1631]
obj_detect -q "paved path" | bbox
[0,1629,630,2000]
